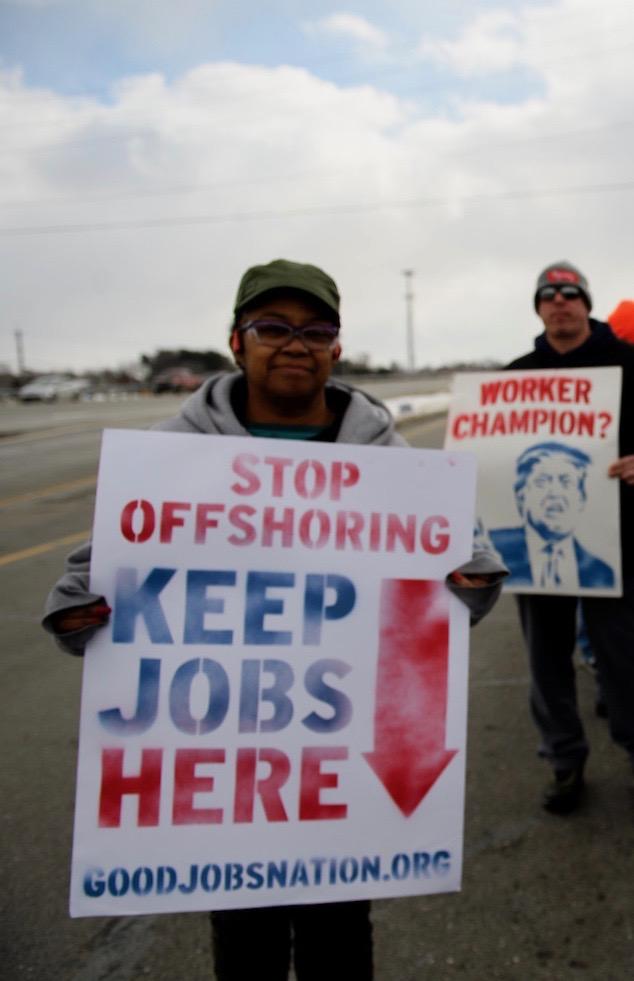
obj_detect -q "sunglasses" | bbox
[537,284,584,302]
[239,319,340,351]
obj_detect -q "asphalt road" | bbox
[1,393,633,981]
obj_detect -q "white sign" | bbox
[71,429,476,916]
[445,367,622,596]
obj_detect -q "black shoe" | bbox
[542,767,585,814]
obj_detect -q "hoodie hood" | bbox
[151,371,406,447]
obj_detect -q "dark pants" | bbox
[517,575,634,771]
[211,900,373,981]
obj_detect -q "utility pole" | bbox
[403,269,415,372]
[14,329,25,375]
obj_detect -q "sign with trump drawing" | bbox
[70,429,477,916]
[445,367,622,597]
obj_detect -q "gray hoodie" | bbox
[43,372,505,653]
[153,371,408,445]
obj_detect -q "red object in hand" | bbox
[52,601,111,634]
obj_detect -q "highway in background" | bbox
[1,386,633,981]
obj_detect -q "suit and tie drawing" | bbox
[485,441,615,591]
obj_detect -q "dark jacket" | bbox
[489,525,615,589]
[507,319,634,575]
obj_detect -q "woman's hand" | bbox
[50,601,111,634]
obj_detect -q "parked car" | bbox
[17,374,90,402]
[151,367,207,394]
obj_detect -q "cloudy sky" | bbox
[1,0,633,373]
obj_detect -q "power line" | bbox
[0,167,343,209]
[1,176,633,237]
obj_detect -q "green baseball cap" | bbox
[233,259,340,323]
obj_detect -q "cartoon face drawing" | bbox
[519,453,586,541]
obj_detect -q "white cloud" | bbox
[305,12,389,49]
[2,0,634,374]
[419,9,524,75]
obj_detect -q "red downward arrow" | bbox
[363,578,458,817]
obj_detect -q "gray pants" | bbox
[517,575,634,772]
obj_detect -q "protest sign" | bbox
[70,429,476,917]
[445,367,622,596]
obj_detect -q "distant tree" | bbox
[0,369,17,392]
[86,368,139,386]
[141,348,233,377]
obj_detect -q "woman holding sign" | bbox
[44,259,504,981]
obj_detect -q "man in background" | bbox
[506,261,634,814]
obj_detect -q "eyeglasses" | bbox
[537,284,584,302]
[239,319,340,351]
